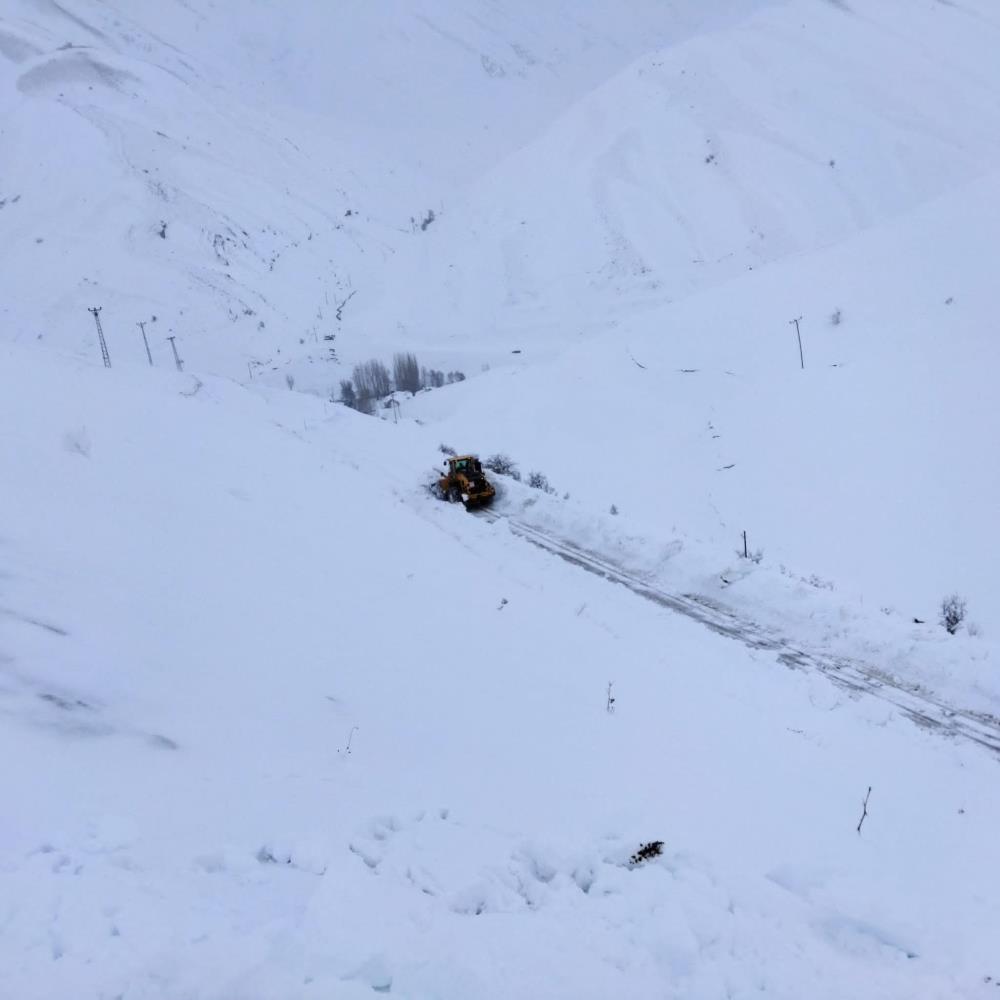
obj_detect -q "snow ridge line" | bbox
[481,511,1000,758]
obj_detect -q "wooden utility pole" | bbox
[167,336,184,372]
[137,321,154,366]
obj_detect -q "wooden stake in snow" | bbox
[857,786,872,834]
[606,682,616,714]
[790,316,805,369]
[339,726,359,757]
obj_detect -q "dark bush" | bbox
[629,841,664,867]
[527,471,555,494]
[940,594,967,635]
[485,454,519,479]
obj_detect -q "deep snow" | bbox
[2,344,999,998]
[3,0,1000,996]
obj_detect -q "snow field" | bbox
[2,345,999,998]
[3,0,1000,995]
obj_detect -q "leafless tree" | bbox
[393,352,421,394]
[940,594,967,635]
[353,359,391,402]
[339,379,357,409]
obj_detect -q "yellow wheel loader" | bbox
[438,455,496,509]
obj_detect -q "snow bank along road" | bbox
[472,509,1000,759]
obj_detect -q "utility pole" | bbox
[89,307,111,368]
[167,336,184,372]
[137,321,154,366]
[790,316,804,370]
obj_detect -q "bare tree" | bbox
[370,360,391,397]
[940,594,967,635]
[352,359,391,403]
[393,352,421,394]
[339,379,357,409]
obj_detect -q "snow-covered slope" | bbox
[0,0,768,380]
[2,343,999,998]
[408,169,1000,643]
[4,1,1000,995]
[1,0,412,380]
[6,0,1000,381]
[347,0,1000,358]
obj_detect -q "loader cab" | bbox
[450,456,480,476]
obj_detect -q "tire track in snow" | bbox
[476,510,1000,758]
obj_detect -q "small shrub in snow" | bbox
[609,504,619,516]
[484,453,519,478]
[63,428,91,458]
[285,374,295,390]
[439,443,456,456]
[527,471,555,494]
[857,786,872,834]
[629,841,664,867]
[940,594,967,635]
[967,621,981,638]
[830,308,842,326]
[749,548,764,565]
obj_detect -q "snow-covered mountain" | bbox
[1,0,765,377]
[351,0,1000,359]
[3,1,1000,997]
[6,0,1000,377]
